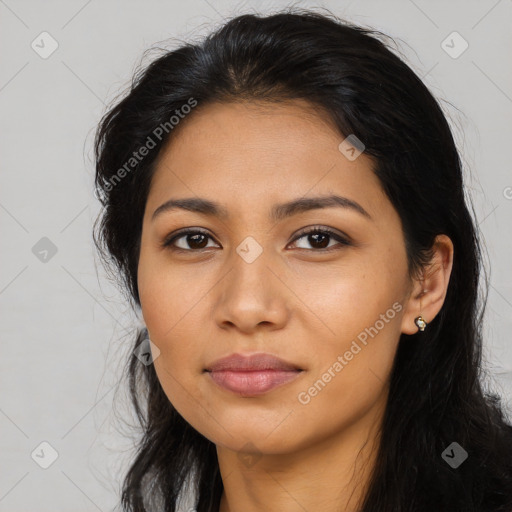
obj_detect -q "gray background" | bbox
[1,0,511,510]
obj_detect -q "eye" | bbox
[288,226,351,252]
[162,228,219,252]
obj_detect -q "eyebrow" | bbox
[151,194,372,222]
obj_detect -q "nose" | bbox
[213,248,291,334]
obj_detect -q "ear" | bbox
[400,234,454,335]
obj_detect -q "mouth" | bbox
[204,352,304,396]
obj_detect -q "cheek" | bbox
[288,254,397,345]
[287,253,404,416]
[297,271,402,373]
[138,249,208,341]
[141,283,207,430]
[289,295,402,450]
[137,254,214,417]
[139,274,205,369]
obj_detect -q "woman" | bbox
[93,8,512,512]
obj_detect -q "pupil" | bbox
[189,234,208,249]
[310,233,329,249]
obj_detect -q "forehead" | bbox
[146,100,386,221]
[160,99,340,155]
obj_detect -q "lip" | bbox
[206,353,302,372]
[205,353,304,396]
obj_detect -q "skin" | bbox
[137,99,454,512]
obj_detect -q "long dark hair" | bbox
[93,8,512,512]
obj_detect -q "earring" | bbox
[414,288,428,331]
[414,315,427,331]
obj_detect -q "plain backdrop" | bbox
[1,0,511,510]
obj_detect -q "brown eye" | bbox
[288,227,351,252]
[162,229,219,251]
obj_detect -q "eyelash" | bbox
[161,225,351,253]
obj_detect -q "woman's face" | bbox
[137,100,414,455]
